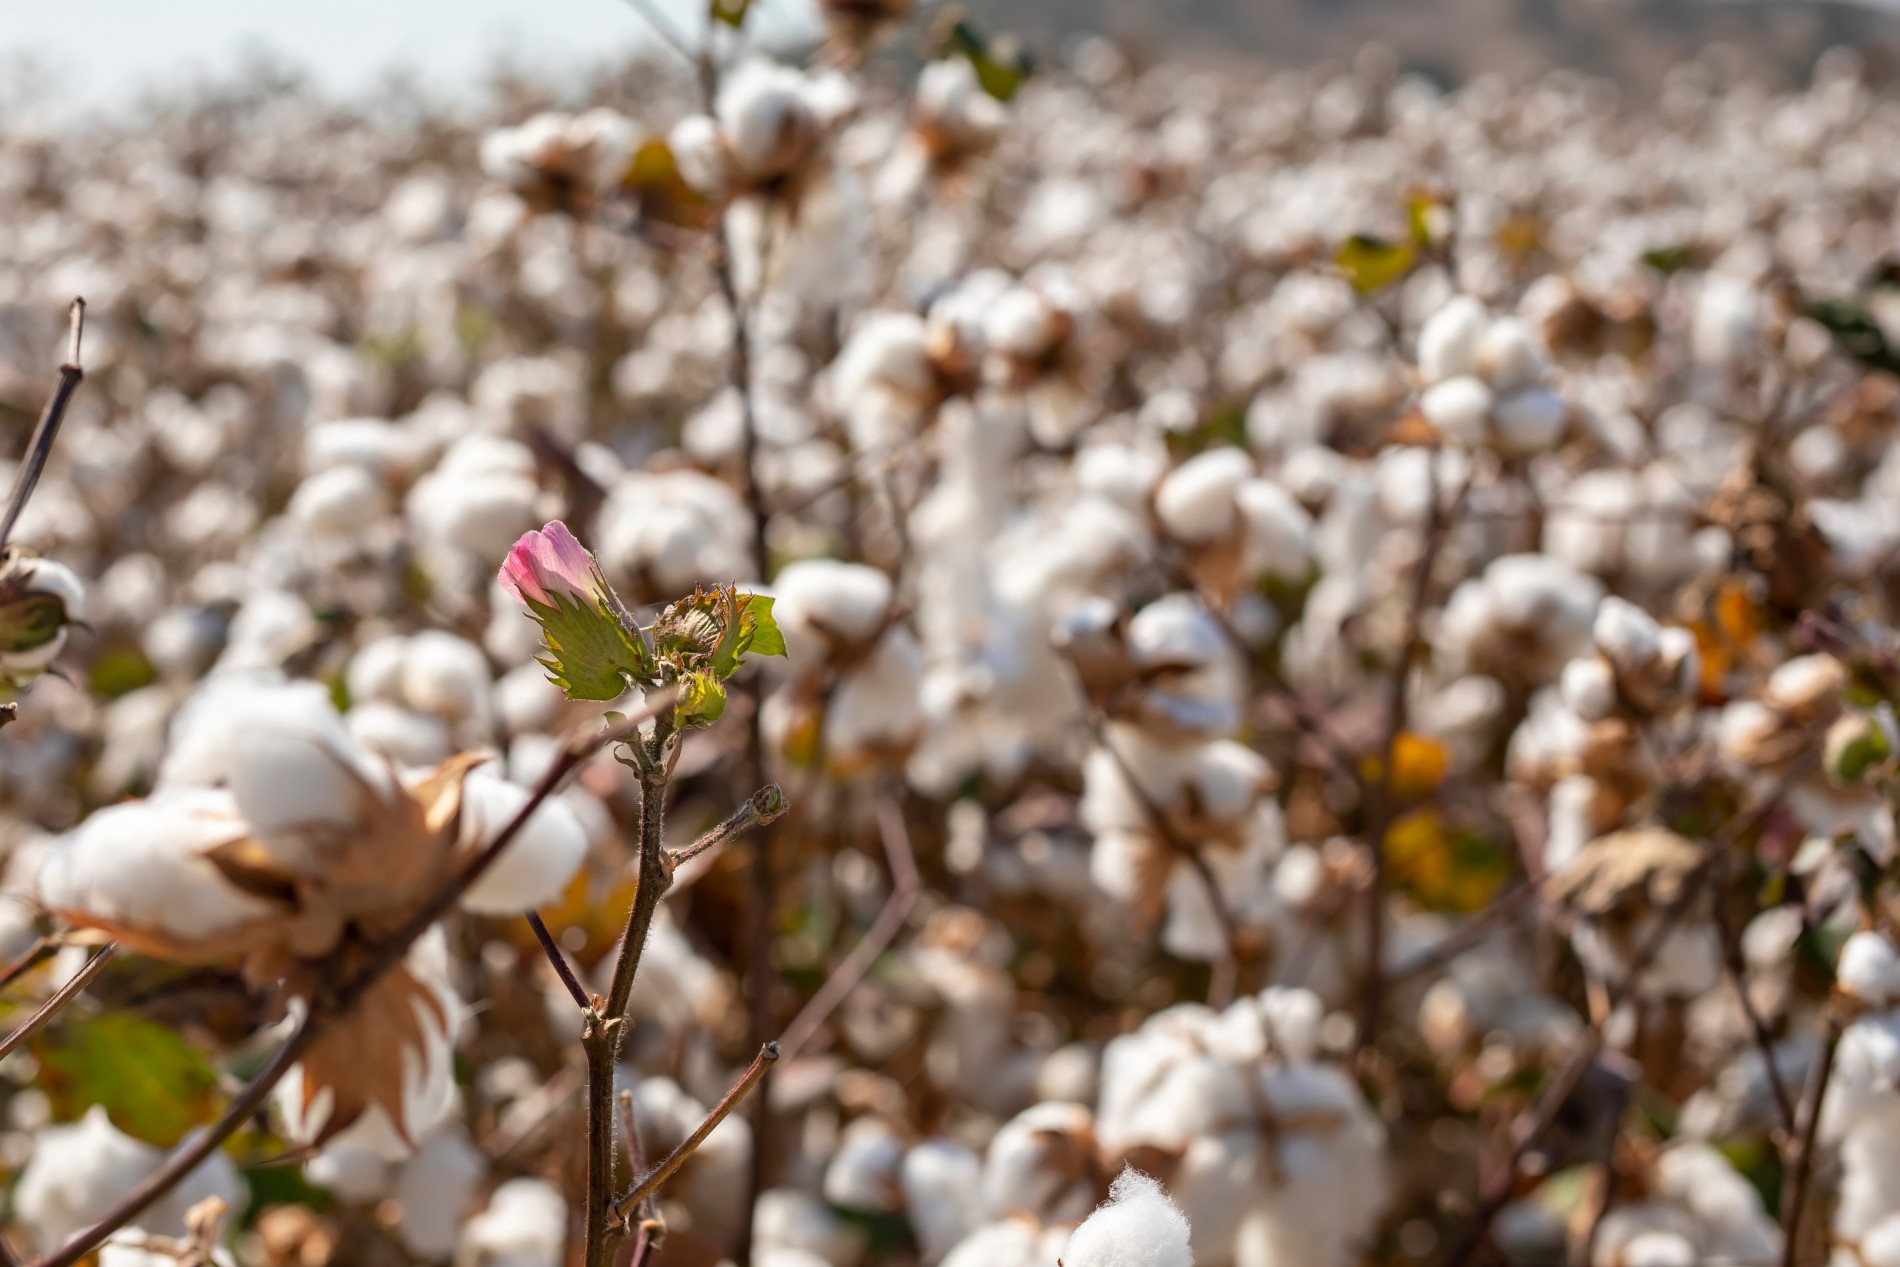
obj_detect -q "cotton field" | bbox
[0,8,1896,1267]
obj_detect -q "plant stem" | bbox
[0,943,114,1062]
[0,938,57,997]
[1,298,85,550]
[670,783,786,871]
[1779,1006,1844,1267]
[526,912,591,1012]
[613,1042,779,1220]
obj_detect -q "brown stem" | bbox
[1383,883,1539,987]
[1574,1051,1639,1267]
[31,1008,318,1267]
[1,298,85,550]
[778,798,921,1062]
[1359,464,1466,1054]
[670,782,787,871]
[1711,867,1799,1138]
[1780,1006,1845,1267]
[612,1042,779,1220]
[526,911,591,1012]
[0,938,57,997]
[0,943,114,1062]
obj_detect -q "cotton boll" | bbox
[902,1138,983,1261]
[460,1178,567,1267]
[305,1138,397,1202]
[1420,376,1494,447]
[1621,1231,1698,1267]
[1839,931,1900,1008]
[348,635,411,706]
[391,1124,486,1258]
[226,691,394,871]
[400,630,495,733]
[1476,317,1549,394]
[1765,655,1846,720]
[1235,480,1313,581]
[216,590,323,673]
[754,1190,867,1267]
[773,558,895,651]
[1063,1168,1193,1267]
[1560,656,1617,722]
[38,788,272,950]
[824,1117,907,1213]
[719,60,821,182]
[99,1231,236,1267]
[345,701,454,769]
[1156,448,1252,543]
[1593,597,1662,676]
[453,768,589,914]
[1416,296,1489,383]
[1491,388,1566,455]
[15,1107,243,1251]
[597,470,755,593]
[941,1221,1063,1267]
[979,1101,1098,1225]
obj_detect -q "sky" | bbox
[0,0,821,112]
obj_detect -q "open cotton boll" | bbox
[1063,1168,1194,1267]
[304,1137,397,1203]
[773,558,895,650]
[824,1117,908,1213]
[100,1231,237,1267]
[391,1123,486,1258]
[1420,376,1493,447]
[1864,1218,1900,1267]
[1491,388,1566,455]
[978,1102,1099,1225]
[1416,296,1489,383]
[14,1107,243,1251]
[38,788,272,951]
[460,1178,567,1267]
[1840,932,1900,1008]
[228,693,395,872]
[453,768,589,914]
[1561,655,1617,722]
[719,59,822,181]
[348,635,411,706]
[400,630,495,731]
[347,701,454,768]
[1235,480,1313,581]
[755,1190,867,1267]
[288,464,389,538]
[1155,447,1252,543]
[1475,317,1550,394]
[942,1221,1067,1267]
[901,1139,983,1262]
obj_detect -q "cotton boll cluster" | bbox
[459,1179,568,1267]
[1588,1142,1780,1267]
[481,108,642,215]
[1062,1168,1194,1267]
[670,60,857,200]
[1415,296,1569,456]
[13,1108,242,1253]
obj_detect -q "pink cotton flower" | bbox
[500,521,604,608]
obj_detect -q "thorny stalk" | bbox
[778,797,921,1062]
[1779,1004,1845,1267]
[0,943,114,1063]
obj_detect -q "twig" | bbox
[778,798,921,1062]
[32,1008,319,1267]
[1,298,84,549]
[1359,464,1467,1055]
[670,782,788,871]
[0,937,57,997]
[1710,871,1799,1138]
[619,1089,664,1267]
[0,943,114,1062]
[526,912,591,1012]
[612,1041,779,1220]
[1383,883,1539,987]
[1779,1005,1845,1267]
[1574,1051,1639,1267]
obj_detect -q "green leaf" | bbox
[674,669,727,728]
[36,1014,221,1147]
[529,592,652,702]
[1641,244,1697,276]
[1335,234,1415,296]
[947,21,1031,102]
[88,645,157,699]
[710,0,750,25]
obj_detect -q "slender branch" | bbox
[1779,1005,1845,1267]
[0,937,57,997]
[0,943,114,1062]
[1574,1051,1638,1267]
[619,1089,665,1267]
[1359,464,1466,1054]
[612,1041,779,1220]
[670,782,787,871]
[1,298,85,550]
[1711,873,1798,1138]
[1383,883,1539,987]
[525,912,591,1012]
[778,798,921,1062]
[32,1008,319,1267]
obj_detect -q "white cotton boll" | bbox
[823,1117,907,1213]
[1839,931,1900,1008]
[453,768,589,914]
[668,114,728,195]
[720,60,818,181]
[1076,442,1166,509]
[100,1231,236,1267]
[392,1124,486,1259]
[346,702,454,769]
[597,470,754,593]
[836,311,936,396]
[985,287,1059,361]
[288,465,389,538]
[1235,480,1313,581]
[979,1102,1098,1225]
[15,1107,242,1251]
[228,693,392,872]
[493,662,566,736]
[1189,741,1271,823]
[305,1138,396,1202]
[1416,296,1489,383]
[1593,597,1662,676]
[1063,1168,1194,1267]
[217,590,322,672]
[38,788,270,947]
[755,1191,866,1267]
[826,630,925,759]
[773,559,894,650]
[1560,656,1617,722]
[1622,1231,1697,1267]
[401,630,494,730]
[942,1221,1057,1267]
[1863,1217,1900,1267]
[1476,318,1550,394]
[1766,655,1845,717]
[1491,388,1566,456]
[460,1178,567,1267]
[901,1139,983,1262]
[349,635,411,706]
[1156,448,1253,543]
[1420,376,1494,447]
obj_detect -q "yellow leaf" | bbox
[1388,732,1449,800]
[1335,234,1416,296]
